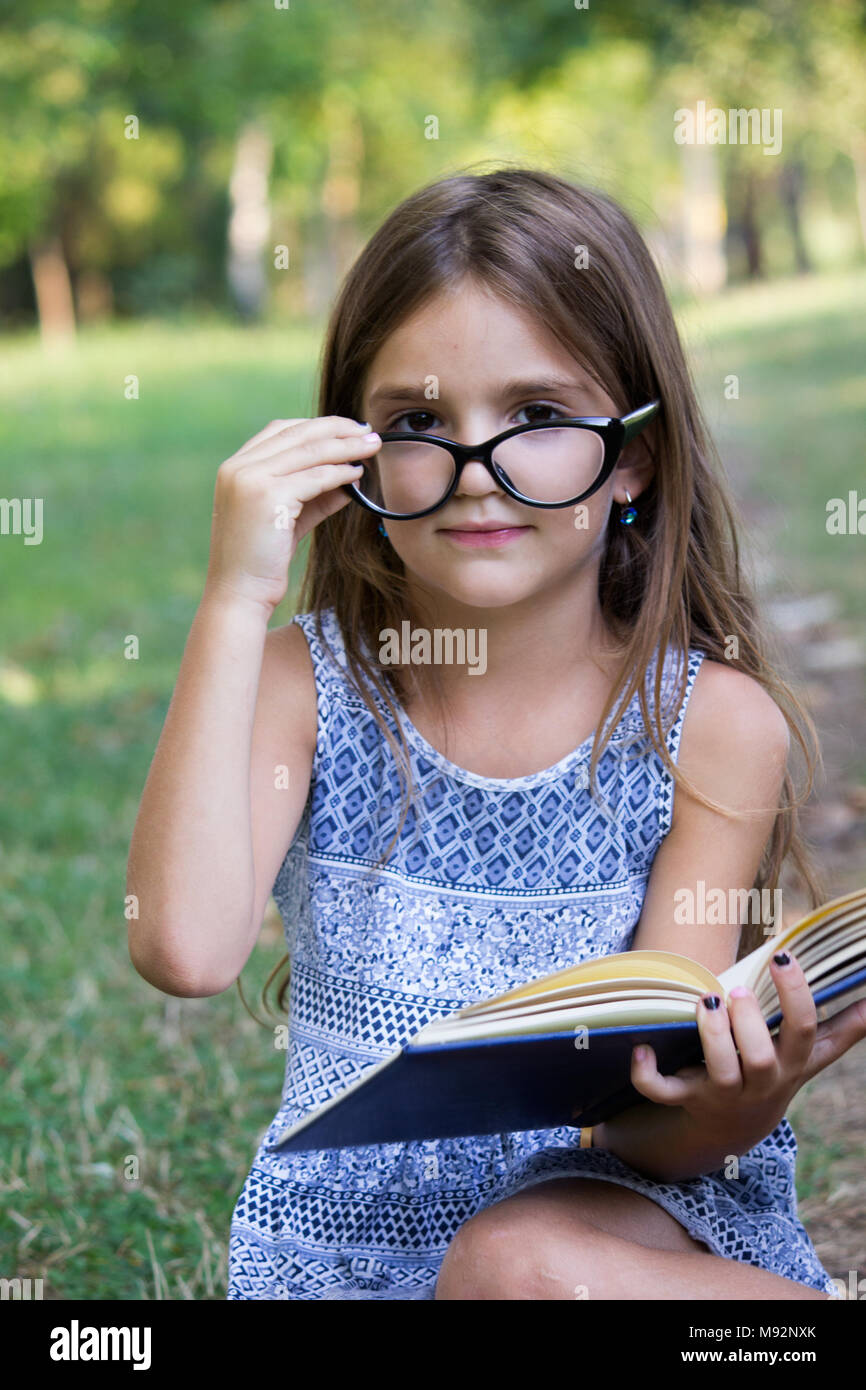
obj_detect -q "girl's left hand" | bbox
[629,950,866,1153]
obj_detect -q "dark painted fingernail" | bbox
[773,951,791,966]
[702,994,721,1010]
[356,420,371,428]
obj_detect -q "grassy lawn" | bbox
[680,268,866,623]
[1,270,864,1298]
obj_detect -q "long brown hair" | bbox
[242,163,825,1025]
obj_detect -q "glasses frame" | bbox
[342,400,660,521]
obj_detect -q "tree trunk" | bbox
[740,170,764,280]
[76,269,114,322]
[678,137,726,295]
[780,162,812,274]
[321,90,364,286]
[303,95,364,320]
[227,123,273,320]
[850,131,866,255]
[28,235,76,345]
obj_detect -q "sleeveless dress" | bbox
[227,607,840,1300]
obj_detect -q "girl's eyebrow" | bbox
[367,375,595,408]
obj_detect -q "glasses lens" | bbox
[491,426,605,504]
[354,439,455,515]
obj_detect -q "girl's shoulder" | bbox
[685,655,789,746]
[675,654,791,801]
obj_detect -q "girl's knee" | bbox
[434,1198,601,1301]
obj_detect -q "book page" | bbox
[720,887,866,1000]
[456,972,708,1018]
[427,985,702,1036]
[415,994,701,1043]
[455,948,720,1017]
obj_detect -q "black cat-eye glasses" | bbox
[343,400,660,521]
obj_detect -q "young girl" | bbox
[127,167,866,1301]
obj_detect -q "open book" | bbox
[267,887,866,1154]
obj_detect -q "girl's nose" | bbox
[453,458,504,497]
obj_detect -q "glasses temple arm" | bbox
[621,400,660,444]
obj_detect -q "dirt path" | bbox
[731,489,866,1291]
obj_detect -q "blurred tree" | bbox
[1,0,864,332]
[808,0,866,252]
[227,124,273,320]
[663,0,866,279]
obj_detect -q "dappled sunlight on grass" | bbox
[0,662,41,705]
[681,269,866,621]
[680,268,866,340]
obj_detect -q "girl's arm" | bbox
[126,414,380,997]
[126,605,316,997]
[590,659,866,1181]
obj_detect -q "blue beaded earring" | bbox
[378,520,388,538]
[620,488,637,525]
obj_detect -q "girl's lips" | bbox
[439,526,531,548]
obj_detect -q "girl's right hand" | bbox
[203,415,380,618]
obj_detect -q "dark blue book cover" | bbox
[267,965,866,1153]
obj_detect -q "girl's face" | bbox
[360,278,653,613]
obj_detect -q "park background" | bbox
[1,0,864,1298]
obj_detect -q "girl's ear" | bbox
[614,434,656,503]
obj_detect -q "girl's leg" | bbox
[434,1177,832,1300]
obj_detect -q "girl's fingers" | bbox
[233,415,364,459]
[724,987,779,1091]
[232,417,307,458]
[695,991,743,1093]
[629,1044,692,1105]
[768,951,817,1074]
[270,459,368,508]
[237,428,380,477]
[232,415,376,469]
[631,989,744,1106]
[800,996,866,1084]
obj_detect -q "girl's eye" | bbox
[389,410,438,433]
[515,402,567,425]
[387,402,569,433]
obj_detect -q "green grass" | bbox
[680,268,866,622]
[1,274,864,1297]
[0,316,321,1298]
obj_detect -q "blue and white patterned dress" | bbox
[227,606,839,1300]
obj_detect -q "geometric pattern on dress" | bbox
[227,607,840,1300]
